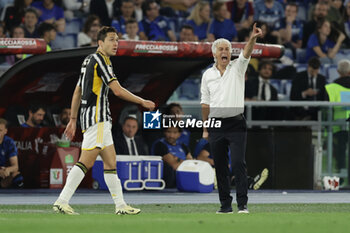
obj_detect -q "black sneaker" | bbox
[238,205,249,214]
[216,207,233,214]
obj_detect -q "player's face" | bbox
[0,124,7,142]
[164,127,181,145]
[123,119,138,138]
[101,32,119,56]
[31,108,45,126]
[214,42,231,67]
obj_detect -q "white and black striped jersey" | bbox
[77,51,117,132]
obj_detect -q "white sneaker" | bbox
[238,209,249,214]
[53,201,79,215]
[115,205,141,215]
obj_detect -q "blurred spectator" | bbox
[0,118,24,188]
[0,22,7,64]
[290,57,327,120]
[303,2,328,47]
[344,0,350,46]
[133,0,144,21]
[325,59,350,175]
[152,126,193,188]
[254,0,284,28]
[245,60,278,101]
[178,24,197,41]
[273,3,303,58]
[161,0,197,12]
[89,0,118,26]
[140,0,176,41]
[62,0,90,18]
[245,60,279,120]
[305,18,345,64]
[256,21,278,44]
[226,0,254,32]
[308,0,343,25]
[5,25,25,65]
[208,1,237,42]
[3,0,33,33]
[114,116,148,155]
[78,14,101,47]
[164,103,191,147]
[185,1,210,41]
[58,107,71,128]
[21,103,46,128]
[123,18,140,40]
[31,0,65,33]
[111,0,147,40]
[23,8,38,38]
[38,22,56,50]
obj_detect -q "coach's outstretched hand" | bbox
[64,119,77,141]
[142,100,155,111]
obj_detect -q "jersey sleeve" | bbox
[7,138,18,158]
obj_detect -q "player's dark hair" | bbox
[97,26,117,42]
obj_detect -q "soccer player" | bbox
[53,26,155,215]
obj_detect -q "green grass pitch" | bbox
[1,204,350,233]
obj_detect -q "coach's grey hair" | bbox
[337,59,350,76]
[211,38,232,63]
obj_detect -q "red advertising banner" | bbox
[0,38,47,54]
[116,40,284,58]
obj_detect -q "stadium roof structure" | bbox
[0,40,283,119]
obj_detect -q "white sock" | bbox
[104,171,126,207]
[56,164,86,204]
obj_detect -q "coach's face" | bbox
[214,42,231,67]
[101,32,119,56]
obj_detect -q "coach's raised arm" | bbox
[243,23,263,59]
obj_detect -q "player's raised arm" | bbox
[243,23,263,59]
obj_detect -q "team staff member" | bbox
[201,23,262,214]
[0,118,23,188]
[53,26,155,215]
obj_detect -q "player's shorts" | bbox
[81,122,113,150]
